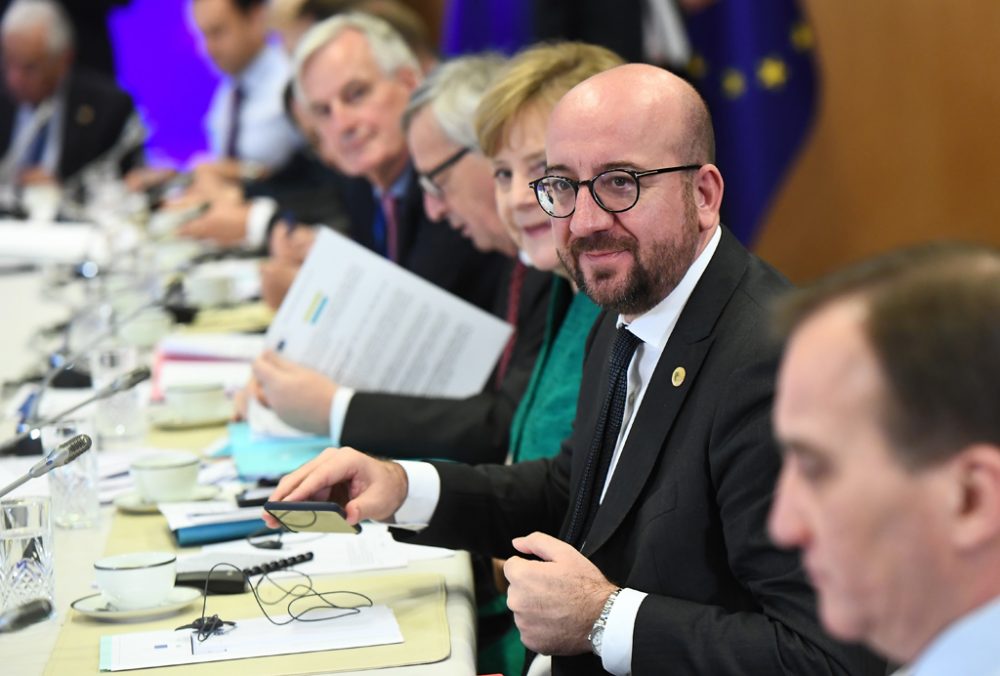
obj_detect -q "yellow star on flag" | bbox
[791,21,814,52]
[687,53,708,80]
[721,68,746,99]
[757,57,788,90]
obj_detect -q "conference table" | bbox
[0,268,478,675]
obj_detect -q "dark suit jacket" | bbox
[343,261,551,463]
[411,229,884,675]
[334,168,506,313]
[0,68,140,182]
[244,148,350,236]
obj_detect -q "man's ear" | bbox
[394,66,420,93]
[693,163,724,231]
[947,444,1000,552]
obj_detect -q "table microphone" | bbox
[22,278,183,426]
[0,433,92,498]
[0,599,53,633]
[0,366,149,457]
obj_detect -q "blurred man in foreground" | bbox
[769,243,1000,675]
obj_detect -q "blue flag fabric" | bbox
[684,0,818,246]
[441,0,534,56]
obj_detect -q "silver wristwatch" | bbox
[588,588,622,657]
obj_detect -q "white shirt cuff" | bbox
[601,587,647,676]
[328,385,356,445]
[391,461,440,529]
[245,197,277,249]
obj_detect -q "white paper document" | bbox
[0,220,107,264]
[158,501,263,530]
[158,333,266,361]
[156,359,252,393]
[99,605,402,671]
[261,228,511,403]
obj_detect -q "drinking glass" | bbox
[91,344,146,448]
[0,496,54,614]
[42,420,99,529]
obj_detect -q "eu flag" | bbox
[441,0,535,56]
[684,0,818,246]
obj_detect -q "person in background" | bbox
[125,0,301,194]
[191,0,300,179]
[262,63,884,675]
[470,40,622,675]
[247,53,550,468]
[0,0,141,191]
[0,0,131,78]
[164,2,447,308]
[768,242,1000,676]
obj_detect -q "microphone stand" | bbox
[22,279,181,429]
[1,367,149,457]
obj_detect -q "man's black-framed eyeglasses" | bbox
[417,147,471,198]
[528,164,702,218]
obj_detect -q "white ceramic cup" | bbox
[184,270,235,307]
[93,551,176,610]
[130,451,200,503]
[119,308,174,349]
[163,384,227,422]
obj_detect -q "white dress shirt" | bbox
[0,93,63,184]
[396,226,722,675]
[205,42,301,170]
[895,594,1000,676]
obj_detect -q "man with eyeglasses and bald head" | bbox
[262,63,883,676]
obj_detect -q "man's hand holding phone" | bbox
[261,447,410,528]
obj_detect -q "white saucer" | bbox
[71,586,201,622]
[113,485,221,514]
[148,403,233,430]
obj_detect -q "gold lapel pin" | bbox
[76,105,95,126]
[671,366,686,387]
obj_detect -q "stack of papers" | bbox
[152,332,265,397]
[158,501,265,547]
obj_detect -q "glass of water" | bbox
[0,496,54,614]
[91,344,146,449]
[42,420,99,529]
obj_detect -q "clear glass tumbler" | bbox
[90,344,146,449]
[42,420,99,529]
[0,496,55,614]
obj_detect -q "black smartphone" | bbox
[263,501,360,534]
[236,486,274,508]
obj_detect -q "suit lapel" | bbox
[581,228,750,555]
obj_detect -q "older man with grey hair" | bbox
[0,0,141,189]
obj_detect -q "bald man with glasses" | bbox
[263,64,884,676]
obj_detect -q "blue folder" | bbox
[173,518,265,547]
[227,422,332,481]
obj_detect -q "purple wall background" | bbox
[108,0,221,166]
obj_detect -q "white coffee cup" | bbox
[184,270,235,307]
[93,551,176,610]
[163,384,227,422]
[119,308,174,349]
[130,451,200,503]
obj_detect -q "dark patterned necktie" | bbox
[380,192,399,262]
[565,326,643,547]
[224,84,244,159]
[494,261,527,388]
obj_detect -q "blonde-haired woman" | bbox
[473,41,623,676]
